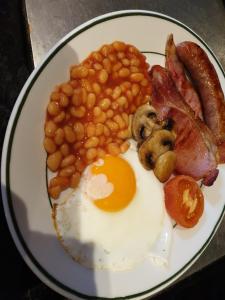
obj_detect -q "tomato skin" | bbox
[164,175,204,228]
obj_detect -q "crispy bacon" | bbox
[150,65,218,185]
[165,34,203,120]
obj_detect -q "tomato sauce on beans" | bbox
[44,41,152,199]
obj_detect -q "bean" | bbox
[117,96,127,107]
[99,135,106,146]
[121,112,129,125]
[64,126,76,143]
[130,104,136,113]
[54,128,65,145]
[117,129,130,139]
[59,93,69,107]
[47,151,62,171]
[70,172,81,188]
[97,148,106,159]
[95,123,104,136]
[130,66,140,73]
[106,137,113,144]
[81,88,87,104]
[106,109,114,119]
[141,78,148,86]
[98,69,108,84]
[111,102,119,110]
[106,120,119,131]
[120,81,131,92]
[45,120,57,137]
[101,45,110,57]
[93,63,103,70]
[88,69,96,76]
[44,137,56,154]
[74,141,82,150]
[131,83,140,96]
[61,154,76,168]
[93,106,102,117]
[92,82,101,94]
[81,79,92,92]
[70,106,86,118]
[59,165,76,177]
[73,122,85,140]
[75,160,85,172]
[79,148,85,156]
[112,86,122,99]
[87,93,96,109]
[72,93,82,106]
[128,46,138,53]
[94,112,106,124]
[61,83,73,96]
[50,176,70,189]
[103,125,110,137]
[102,58,112,73]
[99,98,111,110]
[122,58,130,66]
[126,90,133,102]
[105,88,113,96]
[54,111,66,123]
[130,73,144,82]
[107,143,121,156]
[48,186,61,199]
[130,58,140,66]
[118,67,130,78]
[117,51,125,59]
[92,52,103,62]
[113,115,126,129]
[120,141,130,153]
[51,91,60,101]
[60,143,70,156]
[112,72,118,80]
[84,136,99,148]
[113,41,126,51]
[115,138,123,145]
[86,123,96,137]
[70,80,78,88]
[108,54,117,62]
[86,148,97,160]
[71,66,88,78]
[47,101,60,116]
[112,62,122,72]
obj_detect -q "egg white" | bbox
[53,144,166,271]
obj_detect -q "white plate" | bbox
[1,10,225,300]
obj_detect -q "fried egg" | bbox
[53,144,168,271]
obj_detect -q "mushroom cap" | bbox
[132,104,161,142]
[138,129,175,170]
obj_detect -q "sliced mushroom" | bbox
[132,104,161,142]
[154,151,176,182]
[138,129,175,170]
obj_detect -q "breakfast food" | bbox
[150,65,219,186]
[165,34,203,120]
[44,35,225,270]
[164,175,204,228]
[176,41,225,143]
[44,41,151,199]
[53,145,171,270]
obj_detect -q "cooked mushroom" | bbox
[132,104,161,142]
[138,129,175,170]
[154,151,176,182]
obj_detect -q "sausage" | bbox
[176,41,225,144]
[165,34,203,120]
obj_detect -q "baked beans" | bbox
[44,41,151,198]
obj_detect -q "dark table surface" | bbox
[1,1,225,299]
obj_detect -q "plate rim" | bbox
[1,9,225,300]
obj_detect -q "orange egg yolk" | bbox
[91,155,136,212]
